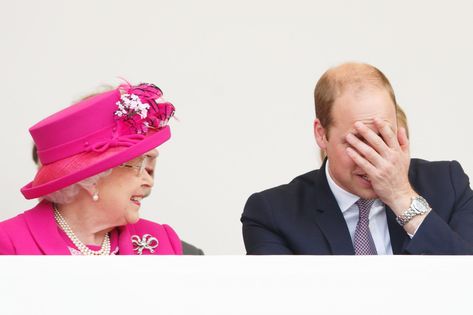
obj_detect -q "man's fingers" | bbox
[346,132,384,166]
[397,127,410,153]
[374,118,398,149]
[346,146,377,174]
[353,121,388,156]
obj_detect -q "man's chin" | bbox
[356,189,378,200]
[349,184,378,200]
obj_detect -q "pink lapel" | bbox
[23,201,71,255]
[118,225,135,255]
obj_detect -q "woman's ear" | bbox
[80,182,99,202]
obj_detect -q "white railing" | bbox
[0,256,471,314]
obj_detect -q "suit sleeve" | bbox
[405,161,473,254]
[241,193,293,255]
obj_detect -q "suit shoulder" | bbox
[409,158,469,195]
[254,169,319,199]
[245,170,320,213]
[0,213,28,233]
[410,158,464,175]
[0,214,28,254]
[0,201,53,233]
[411,158,452,168]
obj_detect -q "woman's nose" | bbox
[141,169,154,187]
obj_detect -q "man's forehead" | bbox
[334,110,396,124]
[351,119,394,133]
[355,118,393,126]
[332,117,395,134]
[332,91,396,127]
[335,84,394,105]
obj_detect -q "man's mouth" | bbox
[361,175,370,181]
[356,174,372,186]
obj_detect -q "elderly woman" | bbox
[0,82,182,255]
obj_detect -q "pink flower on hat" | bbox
[115,83,175,135]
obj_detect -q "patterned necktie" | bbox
[354,199,378,255]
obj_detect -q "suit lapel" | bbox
[24,201,71,255]
[118,224,135,255]
[309,161,355,255]
[385,206,407,254]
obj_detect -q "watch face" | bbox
[412,197,429,213]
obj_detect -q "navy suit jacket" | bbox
[241,159,473,255]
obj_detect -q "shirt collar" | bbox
[325,159,360,213]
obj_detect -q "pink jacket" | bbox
[0,201,182,255]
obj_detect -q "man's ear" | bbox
[314,119,328,150]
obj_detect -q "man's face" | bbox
[315,87,397,199]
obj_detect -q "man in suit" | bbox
[241,62,473,255]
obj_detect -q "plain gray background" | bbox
[1,0,472,254]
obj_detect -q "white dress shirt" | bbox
[325,160,393,255]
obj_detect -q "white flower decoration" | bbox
[115,93,150,119]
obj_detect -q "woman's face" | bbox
[95,149,158,226]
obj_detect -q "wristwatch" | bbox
[396,195,431,226]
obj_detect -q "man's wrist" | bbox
[385,188,418,216]
[395,195,432,234]
[403,214,427,236]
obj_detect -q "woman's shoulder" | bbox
[0,212,28,233]
[0,201,51,230]
[0,212,29,254]
[0,202,53,255]
[127,219,183,255]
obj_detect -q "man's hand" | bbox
[345,118,416,216]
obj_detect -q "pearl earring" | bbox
[92,191,99,202]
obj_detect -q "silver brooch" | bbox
[131,234,159,255]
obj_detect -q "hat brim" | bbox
[21,126,171,200]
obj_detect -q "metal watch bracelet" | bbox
[396,196,431,226]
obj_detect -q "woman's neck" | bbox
[54,198,114,246]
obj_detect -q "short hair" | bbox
[314,62,397,136]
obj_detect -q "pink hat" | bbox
[21,82,175,199]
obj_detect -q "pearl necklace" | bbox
[53,204,111,256]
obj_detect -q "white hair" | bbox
[43,169,112,204]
